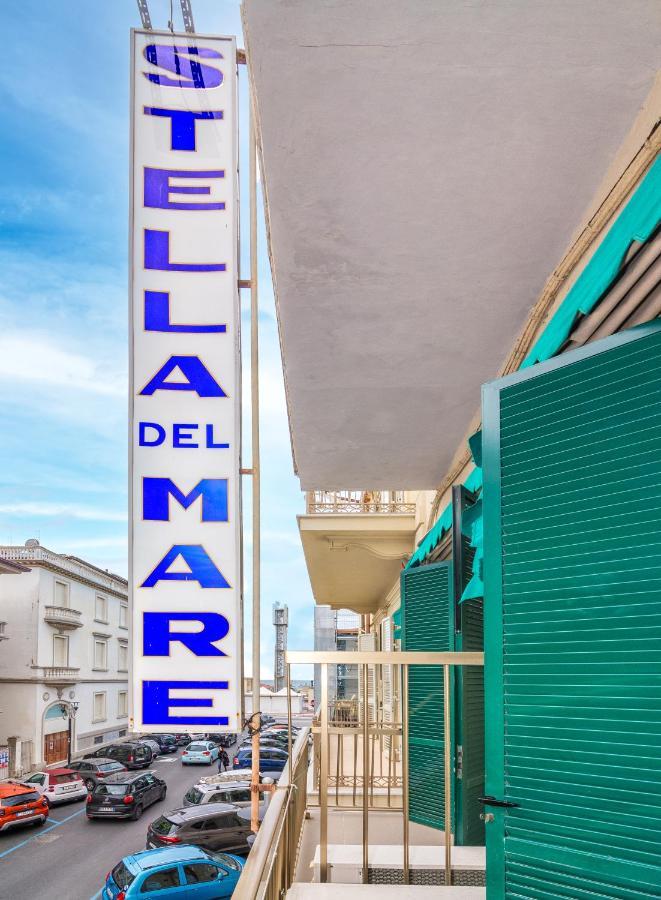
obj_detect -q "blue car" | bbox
[182,741,220,765]
[102,845,244,899]
[233,747,288,774]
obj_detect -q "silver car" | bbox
[183,780,269,816]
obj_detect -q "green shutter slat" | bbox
[485,325,661,896]
[402,563,452,831]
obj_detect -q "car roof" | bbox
[84,758,120,766]
[166,802,238,823]
[128,845,210,872]
[199,781,249,792]
[45,767,77,776]
[0,783,39,798]
[102,771,154,783]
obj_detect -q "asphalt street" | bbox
[0,746,236,900]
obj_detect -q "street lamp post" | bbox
[66,700,79,765]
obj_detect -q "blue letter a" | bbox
[140,356,226,397]
[141,545,230,588]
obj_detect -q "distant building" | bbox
[0,540,129,767]
[313,607,360,709]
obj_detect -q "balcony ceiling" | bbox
[243,0,661,489]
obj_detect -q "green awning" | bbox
[404,501,453,570]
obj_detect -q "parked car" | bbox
[238,737,288,753]
[68,758,127,791]
[233,747,288,774]
[0,783,49,831]
[173,734,192,747]
[140,734,178,754]
[85,742,153,769]
[146,803,255,855]
[86,771,166,821]
[196,769,270,787]
[183,780,270,813]
[137,739,161,759]
[102,846,244,899]
[21,768,87,806]
[181,741,220,765]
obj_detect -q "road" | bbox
[0,746,235,900]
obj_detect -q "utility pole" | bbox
[249,99,261,836]
[273,603,288,692]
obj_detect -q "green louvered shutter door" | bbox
[483,323,661,897]
[457,596,485,845]
[402,562,453,830]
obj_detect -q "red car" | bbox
[0,782,49,831]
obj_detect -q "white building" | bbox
[0,540,129,767]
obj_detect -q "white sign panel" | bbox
[129,30,240,732]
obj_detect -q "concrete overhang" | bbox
[298,513,416,614]
[243,0,661,489]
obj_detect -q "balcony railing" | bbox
[0,545,127,594]
[233,726,311,900]
[43,605,83,629]
[235,650,484,895]
[39,666,80,682]
[306,490,416,515]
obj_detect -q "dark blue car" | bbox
[232,746,288,774]
[102,845,244,899]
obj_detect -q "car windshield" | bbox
[2,791,40,807]
[151,816,176,836]
[94,783,128,796]
[187,743,207,752]
[111,862,135,889]
[208,851,241,871]
[185,788,203,804]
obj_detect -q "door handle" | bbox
[479,795,520,809]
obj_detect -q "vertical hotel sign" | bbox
[130,31,240,732]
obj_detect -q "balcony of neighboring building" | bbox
[43,605,83,630]
[299,492,417,616]
[38,666,80,683]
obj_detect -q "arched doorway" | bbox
[43,703,71,766]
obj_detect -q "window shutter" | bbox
[401,562,453,830]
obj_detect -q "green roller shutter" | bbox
[483,322,661,897]
[402,562,453,830]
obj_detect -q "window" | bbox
[95,595,108,622]
[184,863,222,885]
[93,638,108,670]
[141,869,181,892]
[119,603,128,628]
[111,863,135,891]
[53,634,69,667]
[93,692,107,722]
[118,643,128,672]
[25,773,45,785]
[94,735,103,745]
[54,580,69,608]
[118,729,127,738]
[118,690,128,718]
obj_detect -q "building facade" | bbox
[0,540,129,767]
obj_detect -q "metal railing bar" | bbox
[287,651,484,665]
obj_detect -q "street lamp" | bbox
[67,701,79,766]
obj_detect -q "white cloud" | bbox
[0,333,126,397]
[0,502,126,522]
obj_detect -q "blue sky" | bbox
[0,0,314,679]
